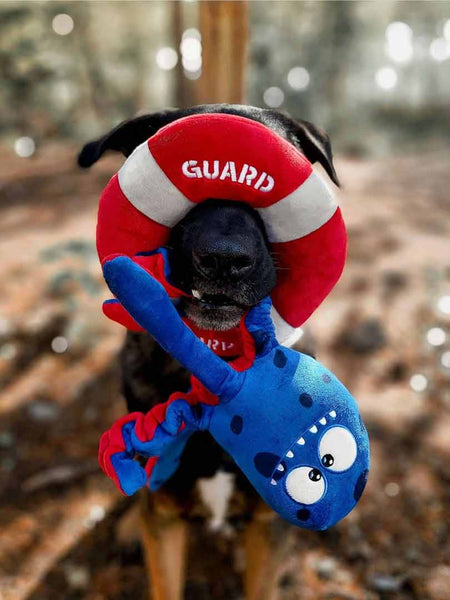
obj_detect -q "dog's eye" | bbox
[285,466,325,505]
[319,426,357,472]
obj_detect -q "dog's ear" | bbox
[78,109,184,168]
[278,116,340,187]
[292,119,340,187]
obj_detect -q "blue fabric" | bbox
[103,256,370,530]
[103,256,242,398]
[110,422,148,496]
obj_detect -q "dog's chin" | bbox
[182,298,246,331]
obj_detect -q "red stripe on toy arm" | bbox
[96,174,170,261]
[271,208,347,328]
[102,301,145,332]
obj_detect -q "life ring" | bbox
[96,113,346,344]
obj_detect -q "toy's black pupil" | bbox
[322,454,334,467]
[309,468,322,482]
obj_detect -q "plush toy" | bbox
[99,256,370,531]
[96,113,347,346]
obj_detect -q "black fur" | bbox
[78,103,340,186]
[79,104,339,511]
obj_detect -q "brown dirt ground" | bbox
[0,144,449,600]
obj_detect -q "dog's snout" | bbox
[193,244,254,280]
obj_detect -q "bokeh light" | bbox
[14,137,35,158]
[263,86,284,108]
[182,28,201,41]
[180,29,202,78]
[156,47,178,71]
[0,343,18,360]
[385,21,413,63]
[437,295,450,314]
[184,68,202,80]
[429,38,450,62]
[180,37,202,61]
[51,336,69,354]
[182,56,202,72]
[426,327,446,346]
[375,67,398,90]
[287,66,310,91]
[52,14,74,36]
[384,482,400,497]
[441,351,450,369]
[444,19,450,41]
[409,373,428,392]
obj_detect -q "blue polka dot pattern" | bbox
[299,393,313,408]
[254,452,280,477]
[273,349,287,368]
[230,415,243,434]
[354,469,368,501]
[297,508,310,521]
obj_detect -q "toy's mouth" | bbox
[270,410,337,486]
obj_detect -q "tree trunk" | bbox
[198,1,248,104]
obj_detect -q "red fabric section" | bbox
[103,302,144,332]
[103,293,257,362]
[101,251,188,333]
[148,114,312,208]
[144,457,158,479]
[98,411,143,494]
[187,321,247,358]
[133,253,188,299]
[96,174,170,261]
[271,208,347,327]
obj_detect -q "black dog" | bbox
[79,103,339,510]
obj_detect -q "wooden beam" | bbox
[198,1,248,104]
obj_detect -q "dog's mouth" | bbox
[190,289,248,311]
[181,286,253,330]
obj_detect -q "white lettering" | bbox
[219,161,237,182]
[182,160,203,178]
[203,160,219,179]
[245,166,257,186]
[238,163,249,183]
[254,172,267,190]
[258,174,274,192]
[181,160,274,192]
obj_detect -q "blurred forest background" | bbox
[2,1,450,153]
[1,2,450,600]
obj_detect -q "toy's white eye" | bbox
[319,426,357,472]
[285,466,325,505]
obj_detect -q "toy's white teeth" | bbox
[270,478,277,486]
[192,289,202,299]
[284,411,339,468]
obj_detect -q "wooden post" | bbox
[198,1,248,104]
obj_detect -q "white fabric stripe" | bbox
[257,172,338,243]
[118,141,194,227]
[271,305,304,347]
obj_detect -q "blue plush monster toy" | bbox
[99,256,370,531]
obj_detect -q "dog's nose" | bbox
[192,245,254,279]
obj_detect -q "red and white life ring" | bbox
[96,113,346,345]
